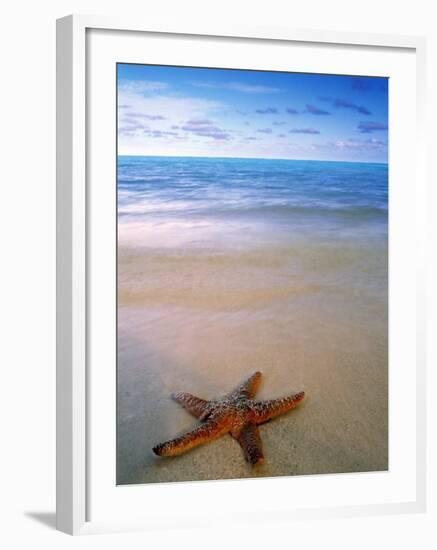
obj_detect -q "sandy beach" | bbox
[116,157,388,484]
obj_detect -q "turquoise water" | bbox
[118,155,387,248]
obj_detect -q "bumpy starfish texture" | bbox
[152,372,305,466]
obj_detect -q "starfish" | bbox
[152,371,305,466]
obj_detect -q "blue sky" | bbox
[118,64,388,163]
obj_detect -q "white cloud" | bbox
[333,138,387,150]
[118,84,229,155]
[119,90,223,127]
[191,81,281,94]
[226,82,281,94]
[118,80,169,94]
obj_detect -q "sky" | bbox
[117,63,388,163]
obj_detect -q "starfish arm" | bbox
[153,414,230,457]
[252,391,305,424]
[236,423,264,465]
[230,371,262,399]
[172,392,211,419]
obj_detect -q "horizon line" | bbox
[117,154,388,165]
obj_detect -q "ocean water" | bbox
[117,156,388,484]
[118,155,387,245]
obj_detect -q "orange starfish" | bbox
[153,371,305,466]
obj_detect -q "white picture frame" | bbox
[56,14,427,535]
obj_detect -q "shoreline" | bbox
[116,156,388,485]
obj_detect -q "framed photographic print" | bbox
[56,15,427,535]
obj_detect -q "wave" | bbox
[117,201,388,220]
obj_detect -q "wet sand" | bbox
[117,237,388,484]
